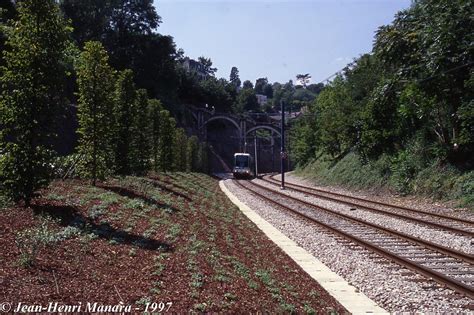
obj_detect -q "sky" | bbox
[154,0,411,85]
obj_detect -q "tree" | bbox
[130,89,151,175]
[296,73,311,88]
[198,56,217,77]
[229,66,241,88]
[255,77,268,94]
[158,110,175,172]
[75,41,116,185]
[114,69,137,175]
[263,83,274,98]
[186,136,199,172]
[234,88,259,113]
[242,80,253,90]
[60,0,180,104]
[197,142,208,173]
[316,76,357,158]
[59,0,115,45]
[173,128,187,171]
[373,0,474,164]
[0,0,71,205]
[199,77,233,112]
[307,83,324,95]
[148,98,163,172]
[0,0,16,67]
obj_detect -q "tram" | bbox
[233,153,254,179]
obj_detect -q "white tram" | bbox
[233,153,254,179]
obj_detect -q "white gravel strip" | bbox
[254,178,474,255]
[223,179,473,313]
[277,173,474,221]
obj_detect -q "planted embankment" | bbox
[0,173,346,313]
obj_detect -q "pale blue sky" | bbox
[154,0,411,84]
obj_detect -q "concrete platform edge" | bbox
[219,180,388,315]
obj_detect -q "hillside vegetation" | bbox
[290,0,473,206]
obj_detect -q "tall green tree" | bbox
[242,80,254,90]
[229,66,241,88]
[186,135,199,172]
[114,69,137,175]
[60,0,180,104]
[173,128,187,171]
[234,88,259,113]
[373,0,474,163]
[158,110,175,172]
[255,77,268,94]
[130,89,151,175]
[0,0,71,205]
[148,98,163,172]
[75,41,116,185]
[296,73,311,88]
[199,77,233,112]
[198,56,217,77]
[197,142,208,173]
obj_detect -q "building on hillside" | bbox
[182,57,208,80]
[256,94,268,106]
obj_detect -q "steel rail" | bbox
[265,176,474,237]
[233,180,474,299]
[245,180,473,263]
[268,175,474,226]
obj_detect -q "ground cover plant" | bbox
[0,173,346,313]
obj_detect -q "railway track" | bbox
[265,175,474,237]
[233,179,474,299]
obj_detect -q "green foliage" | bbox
[114,69,137,175]
[173,128,187,171]
[255,77,268,94]
[229,66,241,88]
[60,1,184,106]
[198,56,217,76]
[199,77,233,112]
[315,76,357,157]
[158,111,175,172]
[186,136,199,172]
[15,218,58,267]
[0,0,71,205]
[234,88,259,113]
[298,152,473,208]
[291,0,474,199]
[373,0,473,163]
[148,98,163,172]
[289,113,318,167]
[197,142,209,173]
[130,89,152,175]
[75,41,116,185]
[297,152,390,191]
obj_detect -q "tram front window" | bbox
[235,156,249,168]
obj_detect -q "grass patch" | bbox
[298,152,474,209]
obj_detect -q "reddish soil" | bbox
[0,173,348,313]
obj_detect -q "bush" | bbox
[15,219,59,267]
[297,151,474,208]
[297,152,389,191]
[453,172,474,207]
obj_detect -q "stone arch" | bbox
[202,115,241,133]
[245,125,281,138]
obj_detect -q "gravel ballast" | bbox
[222,178,473,313]
[254,178,473,255]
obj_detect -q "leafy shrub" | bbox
[15,219,58,267]
[452,172,474,208]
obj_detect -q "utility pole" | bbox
[280,100,285,189]
[254,132,258,178]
